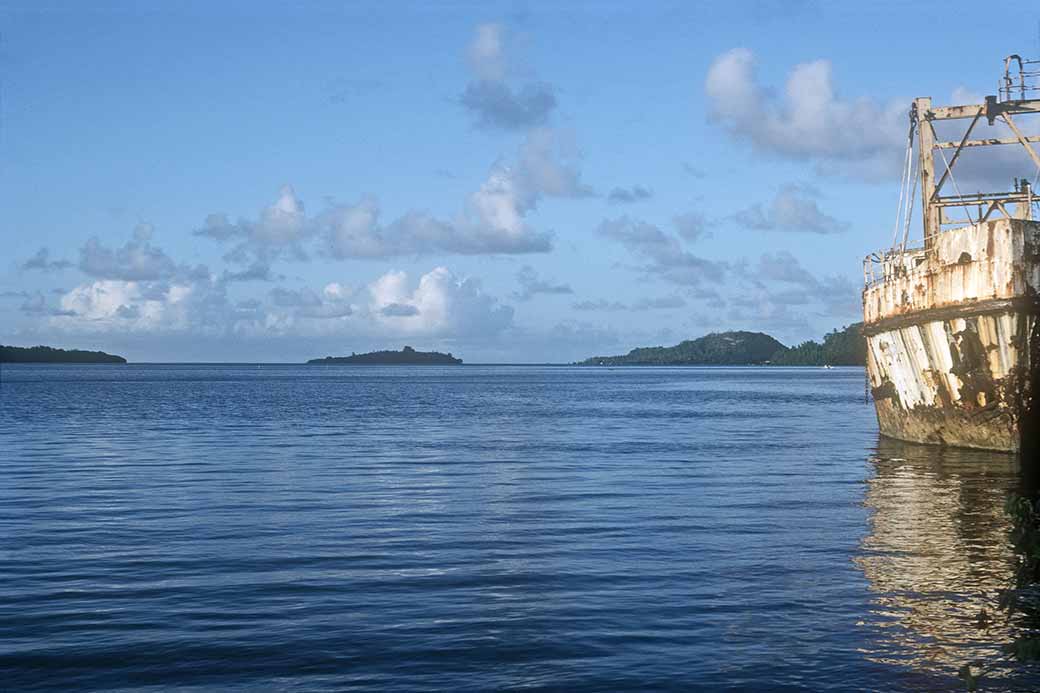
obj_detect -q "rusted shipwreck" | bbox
[863,56,1040,452]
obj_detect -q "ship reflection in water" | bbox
[856,437,1040,688]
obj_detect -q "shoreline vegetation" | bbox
[0,345,127,364]
[578,323,865,367]
[4,326,864,367]
[307,346,463,365]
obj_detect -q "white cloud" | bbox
[196,185,311,264]
[367,267,513,337]
[460,81,556,131]
[318,128,588,259]
[705,48,905,177]
[459,23,557,130]
[608,185,653,204]
[514,265,573,300]
[46,265,513,344]
[672,212,708,242]
[468,23,508,82]
[597,216,726,286]
[54,279,228,333]
[733,184,849,234]
[196,128,588,263]
[737,251,860,320]
[21,247,72,272]
[78,236,184,281]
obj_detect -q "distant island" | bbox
[307,346,463,365]
[579,324,865,366]
[1,345,127,364]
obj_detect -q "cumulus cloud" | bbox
[460,81,557,131]
[597,216,726,286]
[53,278,228,333]
[467,23,508,82]
[201,130,587,262]
[739,250,859,318]
[672,212,709,242]
[318,190,550,259]
[367,267,513,337]
[78,236,185,281]
[196,185,311,265]
[269,284,355,319]
[380,302,420,317]
[45,260,511,345]
[21,247,72,272]
[732,184,849,234]
[19,292,77,317]
[459,23,557,130]
[221,261,282,283]
[753,250,820,288]
[705,48,905,177]
[607,185,653,204]
[320,128,587,258]
[514,265,573,300]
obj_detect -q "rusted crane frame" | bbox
[999,112,1040,170]
[930,107,982,201]
[936,135,1040,149]
[916,96,1040,246]
[929,101,1040,120]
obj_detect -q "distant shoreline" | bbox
[306,346,462,365]
[1,361,863,368]
[1,345,126,364]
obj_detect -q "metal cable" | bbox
[891,135,912,250]
[930,121,977,226]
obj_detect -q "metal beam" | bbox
[929,99,1040,120]
[931,107,982,200]
[931,193,1031,208]
[1000,112,1040,171]
[936,135,1040,149]
[930,103,987,120]
[916,97,939,247]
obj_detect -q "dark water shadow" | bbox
[856,437,1040,689]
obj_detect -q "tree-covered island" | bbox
[307,346,462,365]
[579,324,864,366]
[0,345,127,364]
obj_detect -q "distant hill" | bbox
[580,331,786,366]
[308,346,462,365]
[769,323,865,366]
[1,345,127,364]
[579,324,865,366]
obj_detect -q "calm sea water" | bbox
[2,364,1039,691]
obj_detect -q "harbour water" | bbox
[2,365,1039,691]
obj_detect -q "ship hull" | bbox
[864,304,1038,451]
[863,219,1040,452]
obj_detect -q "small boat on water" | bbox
[862,55,1040,452]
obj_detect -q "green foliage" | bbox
[581,324,866,367]
[581,331,786,366]
[0,345,126,364]
[308,346,462,365]
[769,323,865,366]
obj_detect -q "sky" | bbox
[3,0,1040,363]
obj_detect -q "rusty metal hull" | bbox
[863,219,1040,452]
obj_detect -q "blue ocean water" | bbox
[1,364,1038,691]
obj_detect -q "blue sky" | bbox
[4,1,1040,362]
